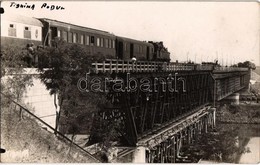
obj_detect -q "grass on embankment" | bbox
[216,103,260,124]
[0,102,99,163]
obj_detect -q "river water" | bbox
[214,123,260,164]
[239,137,260,163]
[234,124,260,163]
[182,123,260,163]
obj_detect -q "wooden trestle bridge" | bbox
[89,60,250,163]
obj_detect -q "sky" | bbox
[1,1,259,66]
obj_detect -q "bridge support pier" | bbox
[132,146,146,163]
[225,93,240,105]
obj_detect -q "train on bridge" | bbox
[2,13,249,73]
[1,14,170,63]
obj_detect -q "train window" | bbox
[124,43,127,51]
[62,31,68,42]
[105,39,108,48]
[85,35,90,45]
[136,45,139,53]
[57,30,61,37]
[73,33,77,43]
[112,40,115,49]
[90,36,95,45]
[8,24,16,37]
[108,39,112,48]
[151,47,153,53]
[140,46,142,53]
[24,26,31,39]
[68,32,73,43]
[97,38,100,47]
[101,38,104,47]
[80,35,84,44]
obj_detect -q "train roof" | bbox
[38,18,115,37]
[1,14,43,27]
[116,36,153,46]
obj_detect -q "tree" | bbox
[237,61,256,70]
[1,45,34,102]
[36,39,109,136]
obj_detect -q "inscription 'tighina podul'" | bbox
[10,2,65,11]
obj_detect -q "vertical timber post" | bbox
[204,116,208,133]
[210,107,216,128]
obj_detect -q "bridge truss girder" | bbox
[96,71,213,146]
[212,70,250,101]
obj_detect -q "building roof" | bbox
[1,13,43,27]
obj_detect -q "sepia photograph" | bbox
[0,0,259,163]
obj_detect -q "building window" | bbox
[62,31,68,42]
[80,35,84,44]
[8,24,16,37]
[85,35,90,45]
[101,38,104,47]
[57,30,61,37]
[35,29,39,39]
[73,33,77,43]
[97,38,100,47]
[68,32,73,43]
[24,26,31,39]
[25,26,30,31]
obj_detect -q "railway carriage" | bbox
[39,18,117,58]
[1,14,171,65]
[116,36,154,60]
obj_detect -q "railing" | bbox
[195,64,214,71]
[165,63,194,71]
[92,59,161,73]
[92,60,199,73]
[0,92,101,162]
[92,60,249,73]
[214,66,248,72]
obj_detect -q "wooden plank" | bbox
[109,60,112,73]
[95,61,98,74]
[116,60,118,73]
[122,60,125,72]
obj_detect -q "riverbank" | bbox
[216,103,260,124]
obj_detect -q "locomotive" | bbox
[1,14,170,64]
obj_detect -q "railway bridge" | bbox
[89,60,250,163]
